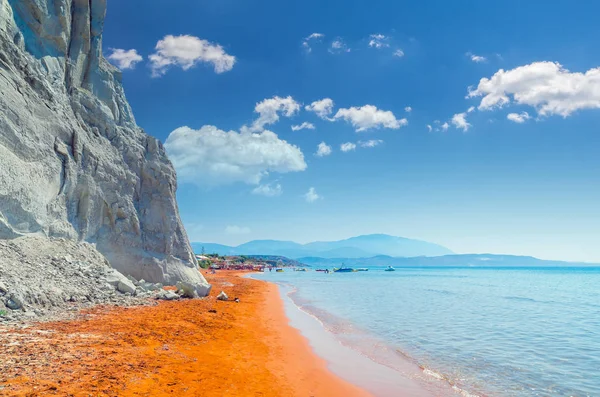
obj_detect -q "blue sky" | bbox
[102,0,600,262]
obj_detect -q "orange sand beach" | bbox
[0,271,372,396]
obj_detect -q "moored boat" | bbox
[334,265,355,273]
[275,268,284,272]
[356,268,369,272]
[384,266,395,272]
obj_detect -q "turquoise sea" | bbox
[253,267,600,397]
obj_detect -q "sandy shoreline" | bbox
[0,271,371,396]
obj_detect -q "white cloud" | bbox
[315,142,332,157]
[359,139,383,148]
[369,34,390,49]
[305,98,335,119]
[427,125,433,132]
[225,225,251,235]
[107,48,143,70]
[303,33,324,52]
[451,112,471,131]
[291,122,316,131]
[249,96,300,132]
[329,39,350,54]
[307,33,324,40]
[441,122,449,131]
[149,35,235,77]
[507,112,531,123]
[468,61,600,117]
[393,49,405,57]
[334,105,408,132]
[164,125,306,186]
[340,142,357,152]
[304,187,321,203]
[467,52,487,63]
[467,106,475,113]
[405,106,412,113]
[252,183,283,197]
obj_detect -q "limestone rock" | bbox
[176,281,212,299]
[117,280,136,295]
[6,294,22,310]
[0,282,7,295]
[216,291,229,301]
[0,0,210,295]
[158,290,180,301]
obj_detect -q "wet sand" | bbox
[0,271,371,396]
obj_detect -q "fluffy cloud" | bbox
[304,187,321,203]
[334,105,408,131]
[164,126,306,186]
[250,96,300,132]
[507,112,531,123]
[329,39,350,54]
[369,34,390,49]
[291,122,315,131]
[149,35,235,77]
[405,106,412,113]
[315,142,332,157]
[302,33,324,52]
[252,183,283,197]
[305,98,335,119]
[451,112,471,131]
[468,61,600,117]
[441,122,449,131]
[393,49,405,57]
[225,225,251,235]
[359,140,383,148]
[107,48,143,70]
[340,142,357,152]
[427,124,433,132]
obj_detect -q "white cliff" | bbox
[0,0,210,295]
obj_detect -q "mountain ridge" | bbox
[192,234,453,259]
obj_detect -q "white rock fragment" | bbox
[216,291,229,301]
[117,280,136,295]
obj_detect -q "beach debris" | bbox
[208,309,217,313]
[234,298,240,303]
[217,291,229,301]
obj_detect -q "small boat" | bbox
[334,265,355,273]
[275,268,284,272]
[356,268,369,272]
[384,266,395,272]
[295,268,307,272]
[315,269,328,272]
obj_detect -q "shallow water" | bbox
[254,267,600,397]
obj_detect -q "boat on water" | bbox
[384,266,395,272]
[333,265,355,273]
[356,268,369,272]
[275,268,284,272]
[295,268,307,272]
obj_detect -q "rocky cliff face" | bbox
[0,0,209,292]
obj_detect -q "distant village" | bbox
[195,251,304,271]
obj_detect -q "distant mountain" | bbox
[298,254,599,268]
[191,234,453,258]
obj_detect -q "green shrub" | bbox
[198,259,211,269]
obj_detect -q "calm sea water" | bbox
[253,267,600,397]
